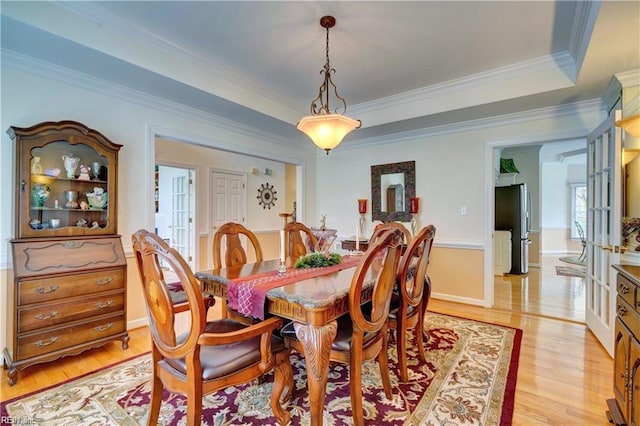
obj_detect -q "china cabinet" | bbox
[4,121,128,385]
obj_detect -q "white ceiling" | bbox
[2,1,639,149]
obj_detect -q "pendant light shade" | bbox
[297,16,361,155]
[297,113,361,153]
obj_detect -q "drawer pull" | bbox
[35,311,58,320]
[95,277,113,286]
[34,337,58,347]
[94,323,113,332]
[62,241,82,249]
[35,285,59,294]
[619,284,630,295]
[95,300,113,309]
[617,304,628,316]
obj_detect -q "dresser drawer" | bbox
[12,237,126,278]
[18,291,124,333]
[18,268,124,305]
[618,273,636,310]
[617,296,640,338]
[17,314,125,360]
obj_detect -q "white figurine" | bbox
[78,164,91,181]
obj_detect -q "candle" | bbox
[410,197,420,214]
[280,230,286,263]
[356,223,360,251]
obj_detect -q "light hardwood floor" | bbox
[1,260,613,425]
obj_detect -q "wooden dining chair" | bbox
[147,237,215,316]
[284,221,318,262]
[388,224,436,382]
[213,222,264,269]
[370,221,412,245]
[132,229,293,426]
[281,228,404,426]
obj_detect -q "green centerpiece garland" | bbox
[294,252,343,269]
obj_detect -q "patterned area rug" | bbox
[2,312,521,425]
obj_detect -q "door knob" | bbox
[601,245,613,252]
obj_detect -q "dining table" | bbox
[195,255,377,426]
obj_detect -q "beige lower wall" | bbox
[528,231,540,266]
[426,246,485,303]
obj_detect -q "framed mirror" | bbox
[371,161,415,222]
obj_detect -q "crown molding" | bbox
[2,48,301,151]
[339,99,605,151]
[350,52,576,128]
[8,1,303,124]
[567,0,601,78]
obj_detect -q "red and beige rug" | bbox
[2,312,521,425]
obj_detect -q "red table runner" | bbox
[227,255,362,319]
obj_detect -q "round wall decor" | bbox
[257,182,277,209]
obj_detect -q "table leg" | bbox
[293,320,337,426]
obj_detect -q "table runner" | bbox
[227,255,362,319]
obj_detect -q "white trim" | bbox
[431,294,485,307]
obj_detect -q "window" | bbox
[570,182,587,239]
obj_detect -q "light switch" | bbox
[460,206,467,215]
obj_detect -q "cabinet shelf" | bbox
[31,174,107,184]
[31,207,107,212]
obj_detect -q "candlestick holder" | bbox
[357,199,368,240]
[278,261,287,276]
[409,197,420,236]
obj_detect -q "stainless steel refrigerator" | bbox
[495,183,530,274]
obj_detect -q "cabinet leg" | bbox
[121,333,130,350]
[606,398,627,425]
[7,367,18,386]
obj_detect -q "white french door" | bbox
[586,110,622,357]
[156,165,196,270]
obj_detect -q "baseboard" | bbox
[431,293,485,307]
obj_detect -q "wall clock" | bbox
[257,182,277,209]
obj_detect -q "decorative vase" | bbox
[62,154,80,179]
[31,156,43,175]
[31,183,50,207]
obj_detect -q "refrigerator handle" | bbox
[526,191,531,233]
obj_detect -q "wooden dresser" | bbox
[4,121,128,385]
[608,264,640,425]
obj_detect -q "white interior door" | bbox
[156,165,196,270]
[586,110,622,357]
[210,169,246,231]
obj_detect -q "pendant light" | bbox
[297,16,361,154]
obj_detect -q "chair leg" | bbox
[147,373,163,426]
[415,302,427,363]
[350,333,365,426]
[378,328,393,399]
[397,313,409,382]
[147,349,163,426]
[186,384,203,426]
[270,349,293,426]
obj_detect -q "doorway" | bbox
[155,164,197,271]
[492,141,587,323]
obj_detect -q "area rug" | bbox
[1,312,521,425]
[556,265,586,278]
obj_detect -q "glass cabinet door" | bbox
[10,121,121,239]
